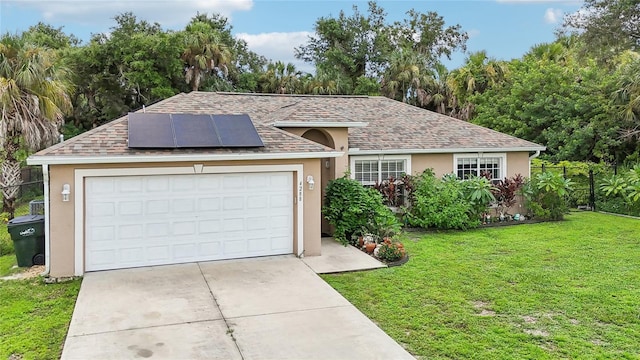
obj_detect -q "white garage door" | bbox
[84,172,293,271]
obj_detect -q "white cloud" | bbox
[544,8,564,23]
[237,31,314,73]
[6,0,253,28]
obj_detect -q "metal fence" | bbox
[0,166,44,201]
[531,165,597,211]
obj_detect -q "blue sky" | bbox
[0,0,582,72]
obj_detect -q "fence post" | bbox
[563,166,567,177]
[589,169,596,211]
[542,164,545,173]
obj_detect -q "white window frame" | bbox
[350,155,411,185]
[453,153,507,181]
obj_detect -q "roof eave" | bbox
[273,121,368,128]
[348,147,546,155]
[27,151,344,166]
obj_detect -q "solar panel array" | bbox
[127,113,264,149]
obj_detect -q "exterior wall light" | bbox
[61,184,71,202]
[306,175,315,190]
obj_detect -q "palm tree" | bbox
[382,49,429,105]
[181,21,232,91]
[448,50,508,120]
[614,51,640,139]
[0,35,72,217]
[259,61,303,94]
[304,67,352,95]
[422,63,454,115]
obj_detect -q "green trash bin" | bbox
[7,215,45,267]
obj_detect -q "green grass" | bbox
[0,199,80,360]
[322,211,640,359]
[0,278,81,360]
[0,202,32,257]
[0,255,18,277]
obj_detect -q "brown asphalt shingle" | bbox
[32,92,543,159]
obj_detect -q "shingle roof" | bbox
[31,92,544,163]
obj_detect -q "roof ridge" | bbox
[210,91,369,99]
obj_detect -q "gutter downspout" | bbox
[528,150,541,177]
[41,164,50,276]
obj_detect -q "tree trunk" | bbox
[191,68,201,91]
[1,136,22,219]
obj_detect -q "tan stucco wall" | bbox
[506,152,531,177]
[282,127,349,178]
[410,151,532,178]
[47,159,322,277]
[410,153,455,177]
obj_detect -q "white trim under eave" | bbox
[348,147,546,155]
[73,164,305,276]
[27,151,343,166]
[273,121,368,128]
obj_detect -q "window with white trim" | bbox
[454,154,506,182]
[351,155,411,185]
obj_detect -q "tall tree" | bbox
[613,51,640,140]
[563,0,640,62]
[304,66,353,95]
[422,63,454,115]
[22,22,80,49]
[295,2,389,83]
[258,61,303,94]
[186,13,267,92]
[295,1,467,87]
[181,20,232,91]
[448,50,508,120]
[471,49,621,162]
[65,13,184,132]
[0,35,72,217]
[382,48,428,104]
[391,9,468,66]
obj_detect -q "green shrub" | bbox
[377,241,405,262]
[597,165,640,216]
[323,176,400,245]
[523,172,573,220]
[404,170,478,230]
[462,175,496,220]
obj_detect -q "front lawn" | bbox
[0,277,81,360]
[323,211,640,359]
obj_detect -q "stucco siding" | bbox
[282,127,349,178]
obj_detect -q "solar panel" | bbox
[213,114,264,147]
[127,113,264,149]
[172,114,221,148]
[127,113,174,148]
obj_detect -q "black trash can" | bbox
[7,215,45,267]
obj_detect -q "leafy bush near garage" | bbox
[323,176,400,245]
[404,169,480,230]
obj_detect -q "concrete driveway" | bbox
[61,256,414,360]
